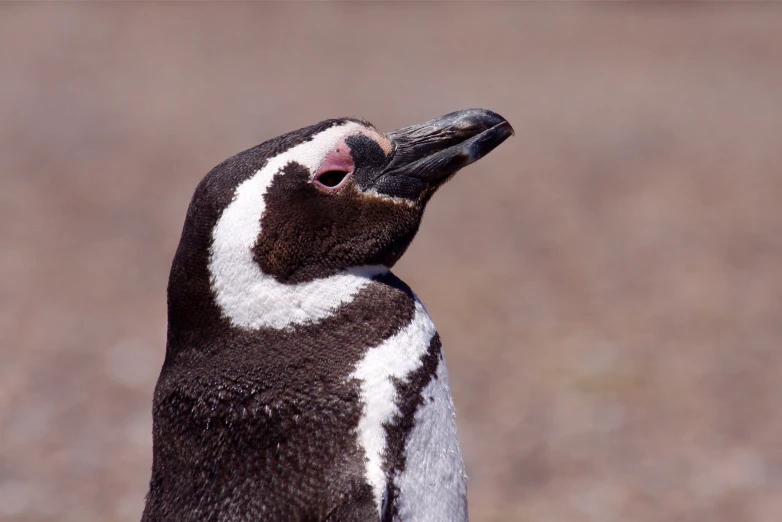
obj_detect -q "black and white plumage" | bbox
[142,109,513,522]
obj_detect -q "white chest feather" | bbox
[394,358,467,521]
[350,300,467,520]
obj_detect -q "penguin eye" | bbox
[314,170,350,189]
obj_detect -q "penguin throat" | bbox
[209,258,387,330]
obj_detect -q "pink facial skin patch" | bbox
[312,127,392,192]
[313,140,355,191]
[317,143,355,176]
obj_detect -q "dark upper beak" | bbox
[373,109,514,200]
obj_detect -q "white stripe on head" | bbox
[208,122,387,330]
[349,298,438,514]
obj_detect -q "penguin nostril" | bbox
[314,170,351,189]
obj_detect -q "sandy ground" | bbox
[2,3,782,521]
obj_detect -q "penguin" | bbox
[142,109,513,522]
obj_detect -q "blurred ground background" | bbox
[1,3,781,522]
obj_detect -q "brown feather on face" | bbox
[253,162,423,284]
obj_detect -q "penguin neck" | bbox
[163,268,421,384]
[165,229,404,350]
[208,252,389,330]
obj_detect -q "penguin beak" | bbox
[374,109,514,200]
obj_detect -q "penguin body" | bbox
[142,110,513,521]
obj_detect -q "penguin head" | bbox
[169,109,512,332]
